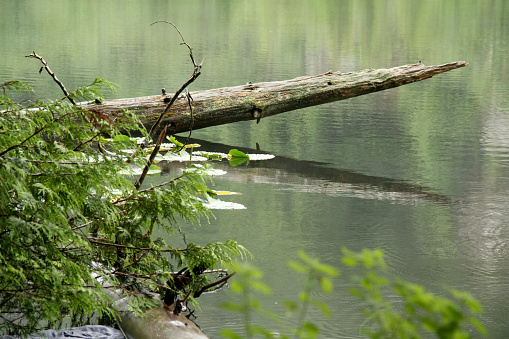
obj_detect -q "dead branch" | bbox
[82,61,468,134]
[134,124,167,190]
[25,51,77,105]
[193,272,236,298]
[148,21,203,139]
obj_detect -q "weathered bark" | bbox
[120,305,209,339]
[81,61,468,134]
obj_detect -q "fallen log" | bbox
[82,61,468,134]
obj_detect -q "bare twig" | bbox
[25,51,77,105]
[72,130,103,152]
[72,219,97,231]
[148,21,203,139]
[111,172,186,205]
[173,89,195,152]
[194,272,236,298]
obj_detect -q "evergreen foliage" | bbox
[0,80,247,336]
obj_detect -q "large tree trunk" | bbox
[82,61,468,134]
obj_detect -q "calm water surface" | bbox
[2,1,509,337]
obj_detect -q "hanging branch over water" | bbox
[25,51,77,105]
[148,21,203,140]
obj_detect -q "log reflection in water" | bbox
[158,138,451,205]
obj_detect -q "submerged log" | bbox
[82,61,468,134]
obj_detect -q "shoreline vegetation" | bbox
[1,24,485,338]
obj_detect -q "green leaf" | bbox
[320,277,334,294]
[228,149,250,166]
[228,149,249,158]
[283,300,299,311]
[229,157,249,166]
[468,317,488,335]
[219,329,243,339]
[251,280,272,295]
[300,322,319,338]
[168,135,183,148]
[315,262,339,277]
[313,299,331,317]
[112,135,131,142]
[228,149,249,166]
[288,260,308,274]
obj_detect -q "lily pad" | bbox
[246,153,275,161]
[185,164,227,176]
[201,197,246,210]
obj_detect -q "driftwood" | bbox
[120,305,209,339]
[81,61,468,134]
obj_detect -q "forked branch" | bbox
[148,21,203,139]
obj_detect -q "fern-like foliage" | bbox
[0,81,245,336]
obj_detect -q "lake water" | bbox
[2,0,509,337]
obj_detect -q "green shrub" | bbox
[221,249,486,339]
[0,81,246,336]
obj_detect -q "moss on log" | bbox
[82,61,468,134]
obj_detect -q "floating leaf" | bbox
[212,190,242,196]
[146,143,175,152]
[201,197,246,210]
[246,153,275,161]
[193,151,228,161]
[118,164,161,176]
[185,164,227,176]
[147,164,161,175]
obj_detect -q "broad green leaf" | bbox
[228,149,250,166]
[228,156,249,166]
[168,135,183,148]
[228,149,249,158]
[112,135,131,142]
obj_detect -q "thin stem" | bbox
[148,21,202,139]
[25,51,76,105]
[134,124,167,190]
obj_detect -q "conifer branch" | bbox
[111,173,185,205]
[0,110,83,157]
[72,130,103,152]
